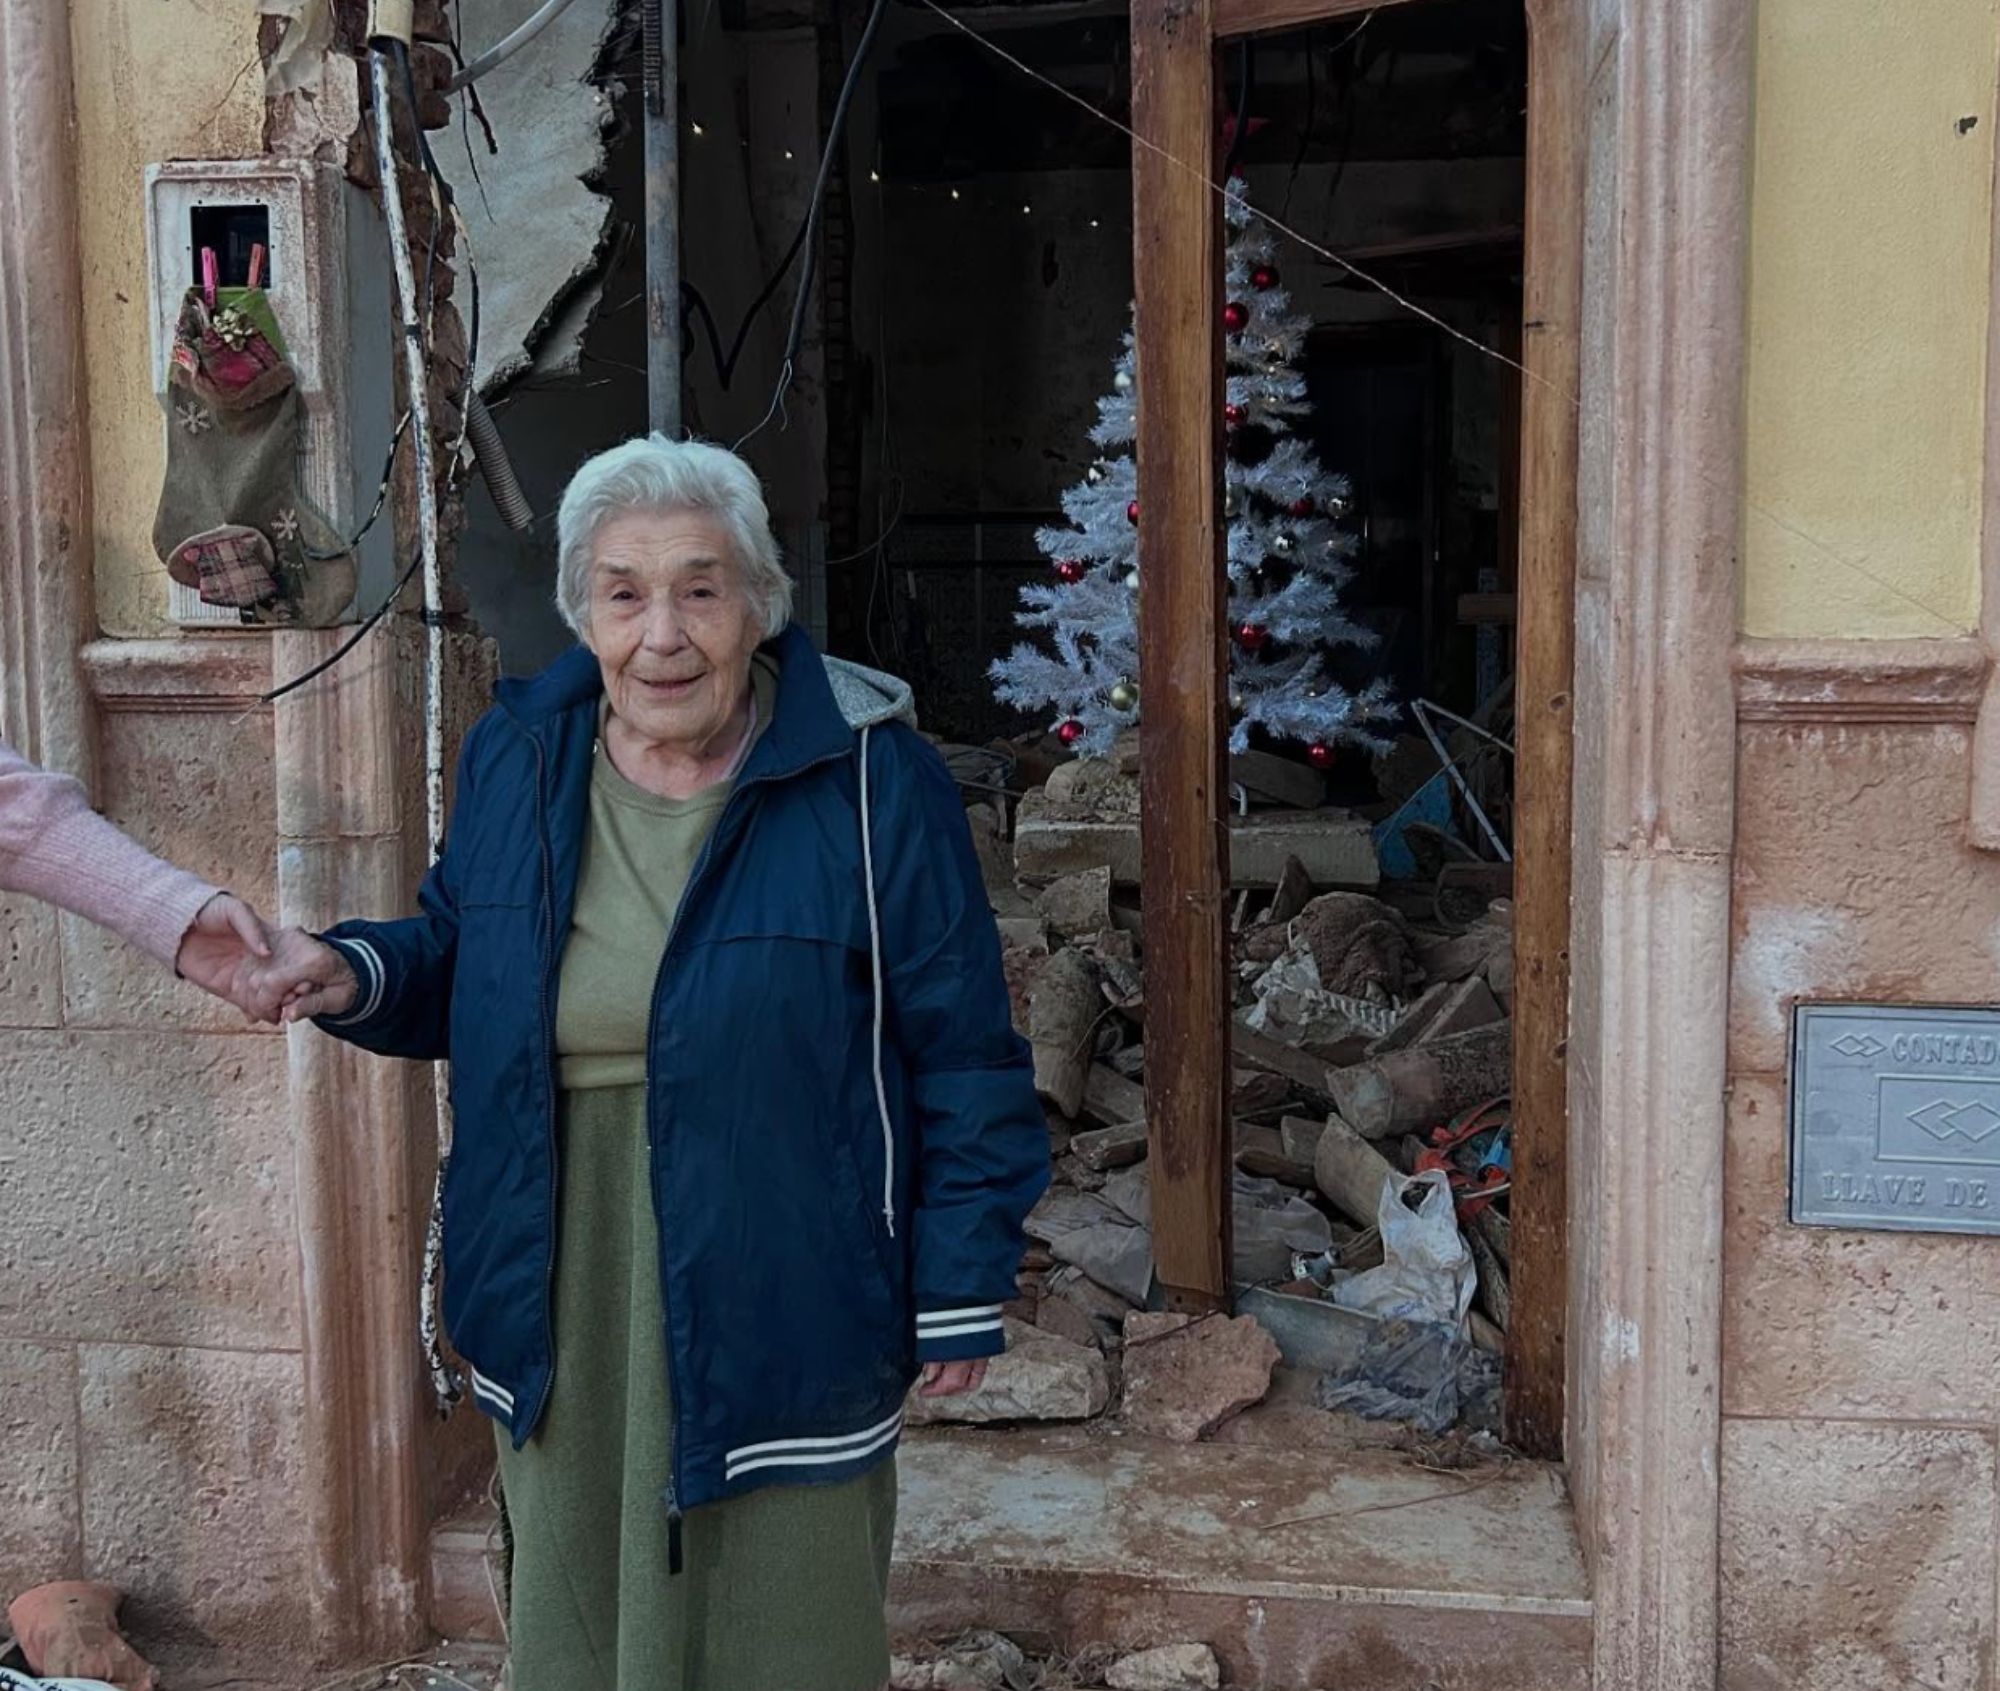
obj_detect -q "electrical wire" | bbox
[446,0,585,92]
[734,0,890,450]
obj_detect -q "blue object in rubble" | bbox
[1372,768,1455,880]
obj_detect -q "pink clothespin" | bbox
[247,244,266,290]
[201,246,219,311]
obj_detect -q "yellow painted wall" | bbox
[71,0,265,636]
[1743,0,2000,638]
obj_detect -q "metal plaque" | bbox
[1791,1004,2000,1234]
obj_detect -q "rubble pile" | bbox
[951,734,1516,1442]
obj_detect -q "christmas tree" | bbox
[991,186,1394,766]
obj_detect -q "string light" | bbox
[1021,203,1031,214]
[691,120,705,137]
[784,148,796,160]
[870,169,881,182]
[951,188,961,201]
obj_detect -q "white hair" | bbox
[553,435,793,640]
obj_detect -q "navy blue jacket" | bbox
[313,625,1047,1514]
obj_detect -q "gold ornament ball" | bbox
[1230,690,1247,714]
[1223,486,1240,517]
[1109,681,1139,711]
[1113,369,1134,393]
[1085,462,1108,486]
[1124,569,1141,589]
[1271,531,1296,557]
[1328,492,1353,518]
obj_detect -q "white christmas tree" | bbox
[991,186,1394,765]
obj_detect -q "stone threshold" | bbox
[433,1422,1591,1690]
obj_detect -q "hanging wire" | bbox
[735,0,891,450]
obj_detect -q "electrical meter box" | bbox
[144,158,397,627]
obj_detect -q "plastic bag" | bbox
[1326,1168,1474,1327]
[1316,1316,1501,1435]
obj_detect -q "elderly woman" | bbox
[252,437,1048,1690]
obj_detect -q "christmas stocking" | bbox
[152,287,355,625]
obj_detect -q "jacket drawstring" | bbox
[858,725,896,1237]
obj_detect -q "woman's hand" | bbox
[239,926,360,1024]
[917,1360,988,1398]
[174,893,273,1017]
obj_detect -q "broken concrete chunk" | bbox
[906,1318,1110,1425]
[1105,1643,1222,1691]
[1230,746,1327,811]
[1071,1118,1149,1172]
[993,916,1049,951]
[1279,1114,1327,1175]
[1042,759,1143,815]
[1029,1288,1106,1352]
[1036,866,1113,939]
[890,1630,1033,1691]
[1015,793,1379,887]
[1313,1114,1403,1228]
[1329,1022,1513,1139]
[1083,1063,1148,1126]
[1029,949,1099,1118]
[1414,916,1511,985]
[1230,1068,1293,1115]
[6,1581,159,1691]
[1418,976,1504,1044]
[1233,1122,1315,1188]
[1120,1311,1281,1442]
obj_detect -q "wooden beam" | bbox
[1456,591,1518,625]
[1213,0,1423,46]
[1504,0,1582,1462]
[1132,0,1232,1313]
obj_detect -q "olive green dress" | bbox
[496,669,898,1691]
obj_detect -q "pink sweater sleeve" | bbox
[0,738,220,968]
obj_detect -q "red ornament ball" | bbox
[1058,719,1086,746]
[1235,621,1271,652]
[1223,300,1250,334]
[1289,495,1316,518]
[1055,559,1087,584]
[1251,263,1280,291]
[1307,742,1335,770]
[1126,499,1141,525]
[1224,402,1247,428]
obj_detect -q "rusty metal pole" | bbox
[642,0,681,435]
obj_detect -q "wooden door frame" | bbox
[1130,0,1574,1438]
[1131,3,1751,1683]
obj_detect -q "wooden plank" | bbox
[1456,591,1519,625]
[1213,0,1423,44]
[1505,0,1583,1462]
[1132,0,1232,1314]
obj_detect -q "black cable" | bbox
[260,554,423,704]
[737,0,890,447]
[270,41,486,702]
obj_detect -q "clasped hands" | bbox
[174,893,357,1024]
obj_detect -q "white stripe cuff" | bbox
[322,936,387,1026]
[917,1304,1003,1328]
[917,1317,1004,1340]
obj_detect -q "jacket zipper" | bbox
[646,744,854,1571]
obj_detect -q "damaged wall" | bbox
[445,12,831,673]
